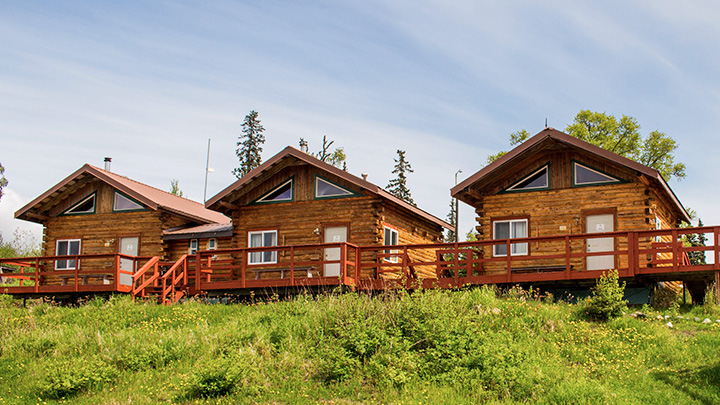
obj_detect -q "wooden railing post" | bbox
[341,244,348,284]
[453,241,460,283]
[627,232,635,277]
[289,246,295,286]
[506,240,512,283]
[355,246,361,287]
[715,227,720,271]
[564,235,571,279]
[240,250,247,289]
[34,258,39,292]
[672,229,679,272]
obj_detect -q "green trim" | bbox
[112,190,147,213]
[313,175,361,200]
[572,160,626,188]
[500,163,551,194]
[250,177,294,205]
[60,192,97,216]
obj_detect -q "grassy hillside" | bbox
[0,287,719,404]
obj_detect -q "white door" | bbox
[324,226,347,277]
[586,214,614,271]
[119,237,139,285]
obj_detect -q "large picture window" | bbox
[493,219,528,257]
[55,239,81,270]
[248,230,278,264]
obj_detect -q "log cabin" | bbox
[205,146,451,282]
[451,127,693,296]
[14,163,229,287]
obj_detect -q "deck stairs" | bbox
[131,255,188,305]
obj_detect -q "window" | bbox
[113,191,144,211]
[505,166,548,192]
[383,226,399,263]
[189,239,198,255]
[248,231,278,264]
[63,193,95,215]
[208,239,217,251]
[654,216,663,243]
[55,239,81,270]
[573,162,621,186]
[254,179,293,204]
[315,176,355,199]
[493,219,528,257]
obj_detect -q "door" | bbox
[119,237,139,285]
[586,214,615,271]
[324,226,347,277]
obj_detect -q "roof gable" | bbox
[452,128,690,222]
[207,147,451,229]
[15,164,229,225]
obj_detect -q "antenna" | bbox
[545,118,548,128]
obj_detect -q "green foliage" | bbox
[169,179,183,197]
[582,269,628,321]
[486,130,530,164]
[445,198,457,242]
[0,162,7,201]
[386,149,415,206]
[0,228,41,258]
[233,110,266,179]
[302,135,348,170]
[38,357,118,399]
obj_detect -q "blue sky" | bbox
[1,1,719,243]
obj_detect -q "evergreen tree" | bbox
[445,198,457,242]
[232,110,265,179]
[685,219,707,265]
[386,150,415,206]
[0,162,7,202]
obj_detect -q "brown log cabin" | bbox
[9,163,229,295]
[451,127,716,300]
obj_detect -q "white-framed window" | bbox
[248,230,278,264]
[493,219,528,257]
[55,239,81,270]
[63,193,96,215]
[189,239,198,255]
[113,191,144,211]
[654,216,663,243]
[383,226,400,263]
[208,238,217,250]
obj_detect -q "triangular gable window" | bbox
[113,191,144,212]
[255,179,293,203]
[505,165,549,192]
[573,162,621,186]
[63,193,96,215]
[315,176,356,199]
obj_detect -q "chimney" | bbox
[299,139,309,153]
[361,173,368,181]
[104,157,112,171]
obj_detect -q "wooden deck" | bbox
[1,226,719,303]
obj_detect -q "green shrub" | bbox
[582,270,627,321]
[37,357,117,399]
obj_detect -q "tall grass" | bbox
[0,287,719,404]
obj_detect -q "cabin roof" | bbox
[15,164,230,225]
[163,223,233,240]
[451,127,691,223]
[207,146,452,230]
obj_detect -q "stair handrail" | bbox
[161,255,187,305]
[132,256,160,298]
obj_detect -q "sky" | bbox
[1,1,719,246]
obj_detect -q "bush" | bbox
[582,270,627,321]
[37,358,117,399]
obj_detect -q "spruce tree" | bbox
[0,162,7,202]
[446,198,457,242]
[386,150,415,206]
[232,110,266,179]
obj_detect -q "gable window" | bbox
[113,192,144,211]
[383,226,400,263]
[248,230,278,264]
[55,239,81,270]
[189,239,198,255]
[315,176,355,199]
[573,162,621,186]
[493,219,528,257]
[505,166,549,192]
[255,179,293,204]
[63,193,96,215]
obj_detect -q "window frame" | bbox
[207,238,217,251]
[492,218,529,257]
[55,239,82,270]
[572,161,623,187]
[248,230,278,265]
[503,164,550,193]
[252,178,294,204]
[383,225,400,263]
[314,175,358,200]
[61,193,96,216]
[112,191,146,212]
[189,239,198,255]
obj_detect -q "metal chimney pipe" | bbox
[361,173,368,181]
[104,157,112,171]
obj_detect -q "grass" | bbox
[0,287,718,404]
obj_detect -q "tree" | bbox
[0,162,7,202]
[682,209,707,266]
[0,228,41,258]
[301,136,348,171]
[170,179,183,197]
[582,269,628,321]
[488,111,686,181]
[386,150,415,206]
[445,198,457,243]
[232,110,266,179]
